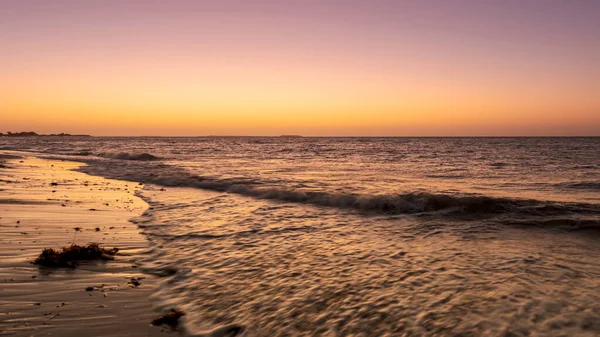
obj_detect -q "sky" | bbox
[1,0,599,136]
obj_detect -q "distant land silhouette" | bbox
[0,131,91,137]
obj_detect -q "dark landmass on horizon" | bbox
[0,131,91,137]
[2,132,599,138]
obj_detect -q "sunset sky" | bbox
[1,0,599,136]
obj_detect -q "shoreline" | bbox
[0,152,168,336]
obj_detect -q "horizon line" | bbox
[6,135,600,138]
[3,131,600,138]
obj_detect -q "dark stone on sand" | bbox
[151,309,186,330]
[127,277,144,287]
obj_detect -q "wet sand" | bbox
[0,153,166,336]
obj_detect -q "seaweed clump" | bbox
[33,243,119,268]
[151,309,186,330]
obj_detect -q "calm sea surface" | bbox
[2,137,600,336]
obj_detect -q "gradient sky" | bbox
[1,0,599,136]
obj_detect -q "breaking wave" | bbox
[74,159,600,220]
[555,181,600,191]
[97,152,160,161]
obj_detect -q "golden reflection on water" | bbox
[138,186,600,336]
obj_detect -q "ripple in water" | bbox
[2,137,600,336]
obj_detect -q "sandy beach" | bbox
[0,153,167,336]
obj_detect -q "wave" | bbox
[425,174,467,179]
[0,154,23,159]
[555,181,600,191]
[97,152,160,161]
[72,160,600,219]
[502,218,600,230]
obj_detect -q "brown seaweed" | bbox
[32,243,119,268]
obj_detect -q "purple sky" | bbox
[1,0,599,136]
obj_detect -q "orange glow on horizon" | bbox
[1,1,599,136]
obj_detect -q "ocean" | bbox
[2,136,600,336]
